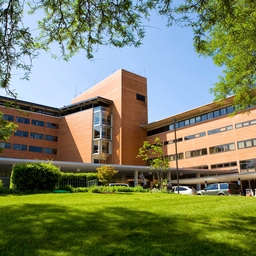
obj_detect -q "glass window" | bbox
[45,135,58,141]
[201,114,208,121]
[3,114,14,121]
[94,127,100,139]
[214,110,220,117]
[29,146,43,153]
[245,140,252,147]
[46,122,58,129]
[14,130,29,137]
[16,116,30,124]
[220,108,227,115]
[44,148,57,154]
[32,119,45,127]
[235,123,242,129]
[253,139,256,146]
[0,142,11,149]
[179,121,184,128]
[229,143,235,150]
[136,94,145,102]
[94,112,100,125]
[226,125,233,131]
[227,106,234,114]
[13,144,27,151]
[238,141,245,149]
[184,119,190,126]
[243,122,249,127]
[250,120,256,125]
[190,118,195,124]
[195,116,201,122]
[207,112,214,119]
[30,133,44,140]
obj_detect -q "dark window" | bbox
[29,146,43,153]
[136,94,145,102]
[3,114,14,121]
[45,135,58,141]
[16,116,30,124]
[30,133,44,140]
[46,122,59,129]
[13,144,27,151]
[32,119,45,127]
[14,130,29,137]
[0,142,11,149]
[44,148,57,154]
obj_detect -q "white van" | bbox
[109,183,129,187]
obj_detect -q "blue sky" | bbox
[1,13,223,123]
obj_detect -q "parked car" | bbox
[172,186,197,195]
[109,183,129,187]
[197,183,240,196]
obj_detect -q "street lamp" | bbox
[173,118,180,194]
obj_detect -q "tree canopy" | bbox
[137,137,169,189]
[0,0,255,110]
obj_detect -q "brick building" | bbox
[1,69,256,187]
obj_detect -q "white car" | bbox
[172,186,197,195]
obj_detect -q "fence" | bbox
[59,178,98,188]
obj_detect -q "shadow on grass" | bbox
[0,202,256,256]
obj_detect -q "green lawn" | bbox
[0,193,256,256]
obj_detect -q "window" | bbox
[0,142,11,149]
[29,146,43,153]
[168,153,184,161]
[46,122,58,129]
[237,138,256,149]
[45,135,58,141]
[184,132,206,140]
[30,133,44,140]
[16,116,30,124]
[236,119,256,129]
[208,125,233,135]
[14,130,29,137]
[13,144,27,151]
[31,119,45,127]
[44,148,57,154]
[211,161,237,169]
[136,94,145,102]
[3,114,14,121]
[185,148,207,158]
[209,143,235,154]
[164,138,183,145]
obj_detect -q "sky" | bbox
[1,12,223,123]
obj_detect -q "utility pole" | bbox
[173,118,180,194]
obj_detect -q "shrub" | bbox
[11,163,62,193]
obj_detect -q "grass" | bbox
[0,193,256,256]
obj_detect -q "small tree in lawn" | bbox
[96,165,119,186]
[137,137,169,189]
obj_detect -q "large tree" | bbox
[0,0,255,111]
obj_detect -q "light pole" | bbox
[173,118,180,194]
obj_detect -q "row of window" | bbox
[0,142,57,154]
[164,119,256,145]
[147,107,256,137]
[3,114,58,128]
[166,139,256,161]
[14,130,58,141]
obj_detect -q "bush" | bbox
[11,163,62,193]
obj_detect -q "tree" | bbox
[0,112,17,152]
[0,0,255,111]
[137,137,169,189]
[96,165,118,186]
[174,0,256,113]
